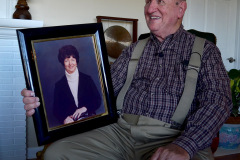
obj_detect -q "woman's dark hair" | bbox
[58,45,79,65]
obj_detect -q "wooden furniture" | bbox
[215,153,240,160]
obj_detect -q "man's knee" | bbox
[193,147,214,160]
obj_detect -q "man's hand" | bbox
[72,107,87,120]
[151,144,190,160]
[21,88,40,117]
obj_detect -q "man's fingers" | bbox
[24,97,40,117]
[21,88,39,117]
[26,109,35,117]
[151,148,162,160]
[151,144,190,160]
[24,99,40,117]
[23,96,39,105]
[21,88,35,97]
[24,101,40,111]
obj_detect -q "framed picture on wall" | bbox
[17,23,117,146]
[96,16,138,64]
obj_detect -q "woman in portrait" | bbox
[53,45,101,125]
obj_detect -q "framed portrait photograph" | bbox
[17,23,118,146]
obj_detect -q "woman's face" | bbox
[64,56,77,74]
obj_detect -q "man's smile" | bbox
[150,16,161,19]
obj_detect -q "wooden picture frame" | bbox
[96,16,138,42]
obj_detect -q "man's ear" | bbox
[178,1,187,18]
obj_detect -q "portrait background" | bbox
[33,36,105,128]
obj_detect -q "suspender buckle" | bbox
[117,109,123,118]
[170,121,182,130]
[187,64,200,72]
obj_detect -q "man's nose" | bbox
[146,0,159,13]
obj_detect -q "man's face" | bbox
[144,0,184,39]
[64,56,77,74]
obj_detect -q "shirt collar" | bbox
[150,25,184,49]
[65,67,79,82]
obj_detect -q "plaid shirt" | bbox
[110,26,232,158]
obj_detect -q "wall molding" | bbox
[7,0,17,18]
[0,0,18,18]
[0,19,43,28]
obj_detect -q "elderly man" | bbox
[22,0,232,159]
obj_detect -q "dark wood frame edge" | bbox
[96,16,138,42]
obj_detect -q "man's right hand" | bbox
[21,88,40,117]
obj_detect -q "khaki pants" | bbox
[44,114,214,160]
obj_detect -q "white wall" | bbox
[0,19,43,160]
[0,0,17,18]
[27,0,149,37]
[183,0,240,70]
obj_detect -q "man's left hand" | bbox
[151,144,190,160]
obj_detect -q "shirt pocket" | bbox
[164,63,185,97]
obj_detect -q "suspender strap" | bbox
[116,37,150,111]
[116,35,205,126]
[171,36,205,125]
